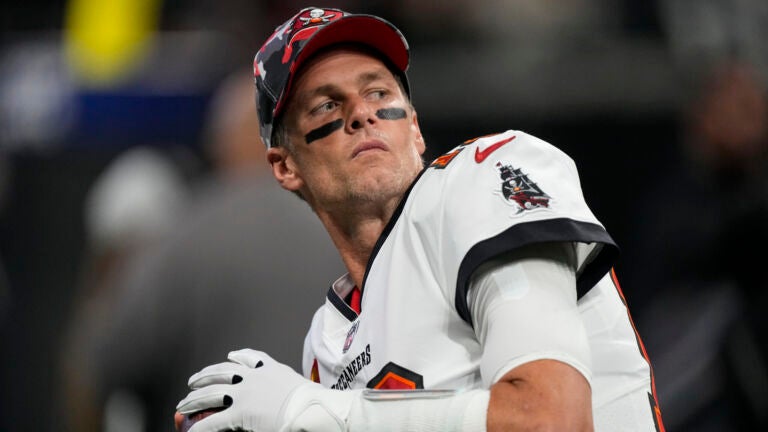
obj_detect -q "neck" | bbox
[314,196,402,289]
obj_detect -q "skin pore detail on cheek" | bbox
[376,108,407,120]
[305,118,344,144]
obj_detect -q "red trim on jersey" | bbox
[349,286,362,314]
[610,269,666,432]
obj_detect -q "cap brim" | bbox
[274,15,409,117]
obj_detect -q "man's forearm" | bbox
[487,360,593,432]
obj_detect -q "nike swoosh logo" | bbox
[474,135,516,163]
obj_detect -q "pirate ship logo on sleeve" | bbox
[496,162,551,213]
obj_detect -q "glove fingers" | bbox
[228,348,271,368]
[188,362,246,389]
[176,384,232,414]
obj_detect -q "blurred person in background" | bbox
[627,59,768,431]
[58,68,344,432]
[58,143,190,432]
[78,145,189,303]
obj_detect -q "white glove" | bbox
[176,349,488,432]
[176,349,352,432]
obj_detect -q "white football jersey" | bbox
[302,130,663,430]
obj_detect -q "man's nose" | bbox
[345,97,376,132]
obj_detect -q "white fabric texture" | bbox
[347,389,489,432]
[468,242,592,387]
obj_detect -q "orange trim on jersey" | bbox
[429,148,463,169]
[310,358,321,384]
[463,132,500,145]
[372,372,417,390]
[610,268,666,432]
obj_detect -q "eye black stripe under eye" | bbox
[305,119,344,144]
[376,108,407,120]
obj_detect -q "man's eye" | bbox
[368,89,387,100]
[313,101,337,114]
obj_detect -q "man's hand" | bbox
[176,349,492,432]
[176,349,315,432]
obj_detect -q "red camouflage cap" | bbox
[253,7,410,148]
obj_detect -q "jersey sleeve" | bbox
[409,130,618,325]
[469,242,592,387]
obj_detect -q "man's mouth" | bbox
[352,140,388,158]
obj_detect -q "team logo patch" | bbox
[298,8,337,26]
[343,321,360,354]
[277,9,343,64]
[496,162,551,213]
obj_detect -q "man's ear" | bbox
[266,147,303,192]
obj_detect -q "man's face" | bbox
[272,47,425,210]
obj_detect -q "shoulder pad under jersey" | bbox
[411,130,618,323]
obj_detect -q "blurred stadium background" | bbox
[1,1,766,431]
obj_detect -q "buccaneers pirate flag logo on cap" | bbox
[252,7,410,148]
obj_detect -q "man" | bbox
[177,7,664,431]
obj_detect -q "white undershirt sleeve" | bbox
[468,242,593,388]
[282,386,490,432]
